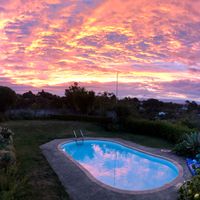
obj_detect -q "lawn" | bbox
[0,120,174,200]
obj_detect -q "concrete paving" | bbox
[40,138,191,200]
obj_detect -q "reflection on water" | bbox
[62,140,178,191]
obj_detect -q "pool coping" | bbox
[40,137,191,200]
[57,138,183,195]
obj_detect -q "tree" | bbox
[142,98,164,119]
[19,91,36,108]
[0,86,16,113]
[65,82,95,114]
[94,92,116,115]
[37,90,63,109]
[22,91,35,99]
[186,100,198,112]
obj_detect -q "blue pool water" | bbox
[61,140,179,191]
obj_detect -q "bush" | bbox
[0,127,14,149]
[48,114,112,124]
[181,119,198,129]
[0,165,28,200]
[179,175,200,200]
[0,86,16,113]
[0,150,16,169]
[124,117,191,142]
[0,127,28,199]
[0,127,16,168]
[6,109,62,120]
[174,132,200,157]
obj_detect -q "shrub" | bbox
[0,165,28,200]
[0,128,14,141]
[0,127,16,168]
[124,117,191,142]
[0,150,16,169]
[0,127,28,199]
[181,119,198,129]
[196,154,200,162]
[0,86,16,113]
[179,175,200,200]
[48,114,112,124]
[174,132,200,157]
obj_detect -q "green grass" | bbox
[0,120,174,200]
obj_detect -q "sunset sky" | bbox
[0,0,200,101]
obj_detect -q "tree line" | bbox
[0,83,199,123]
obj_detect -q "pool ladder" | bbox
[73,129,84,143]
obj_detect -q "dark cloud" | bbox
[159,79,200,99]
[0,0,200,101]
[5,18,38,39]
[106,32,128,43]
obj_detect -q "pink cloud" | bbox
[0,0,200,101]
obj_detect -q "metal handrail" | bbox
[73,129,85,143]
[73,130,77,141]
[80,130,84,141]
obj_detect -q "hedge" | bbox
[48,114,112,124]
[124,117,191,143]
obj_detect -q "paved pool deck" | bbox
[40,138,191,200]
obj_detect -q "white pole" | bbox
[116,72,119,101]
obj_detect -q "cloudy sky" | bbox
[0,0,200,101]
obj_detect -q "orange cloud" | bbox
[0,0,200,100]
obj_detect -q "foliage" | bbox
[0,127,14,140]
[141,99,164,119]
[181,119,198,129]
[179,175,200,200]
[49,114,112,124]
[142,98,164,111]
[114,103,139,123]
[65,82,95,114]
[124,117,190,142]
[94,92,116,115]
[0,150,16,169]
[196,154,200,162]
[174,132,200,157]
[0,127,16,169]
[15,90,64,110]
[2,84,199,126]
[7,109,60,120]
[186,100,199,112]
[180,114,200,131]
[0,126,28,200]
[0,165,29,200]
[0,86,16,113]
[0,127,14,149]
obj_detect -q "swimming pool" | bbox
[60,139,180,192]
